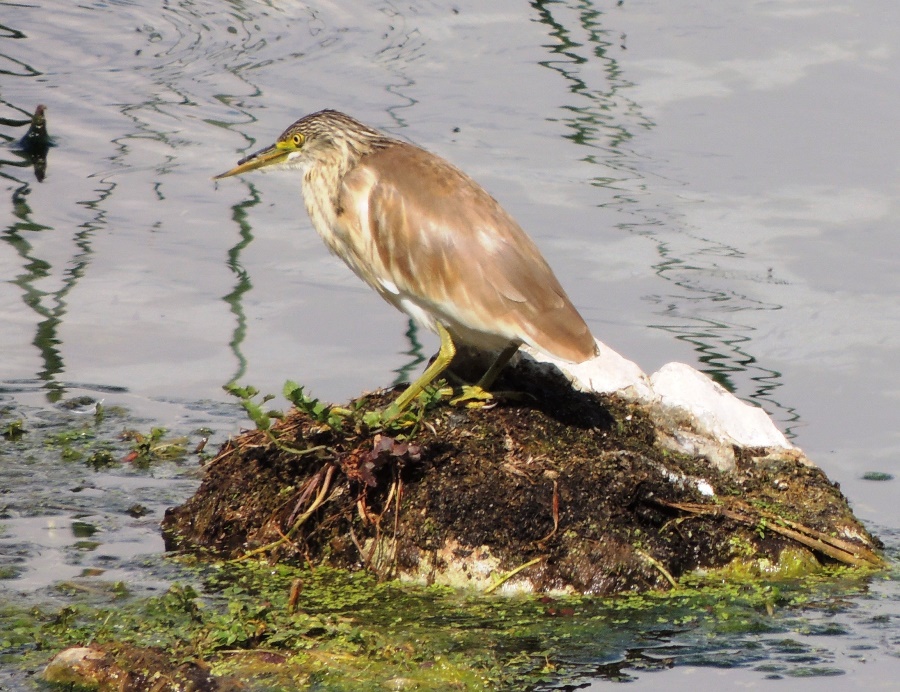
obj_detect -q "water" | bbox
[1,0,898,687]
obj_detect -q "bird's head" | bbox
[214,109,385,180]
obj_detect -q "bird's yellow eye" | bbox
[291,133,304,147]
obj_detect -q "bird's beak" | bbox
[213,142,290,179]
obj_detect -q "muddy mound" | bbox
[162,365,882,595]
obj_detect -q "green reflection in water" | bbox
[2,183,61,393]
[532,0,652,153]
[530,0,799,434]
[1,184,104,403]
[1,98,111,403]
[392,318,427,388]
[220,186,259,387]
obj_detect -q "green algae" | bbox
[0,384,889,688]
[9,557,892,691]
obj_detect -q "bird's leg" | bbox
[449,342,520,407]
[384,322,456,417]
[477,342,521,390]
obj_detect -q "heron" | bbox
[215,110,597,415]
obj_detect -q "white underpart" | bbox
[285,151,305,167]
[378,278,400,295]
[398,297,438,333]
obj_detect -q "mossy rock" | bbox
[162,364,882,594]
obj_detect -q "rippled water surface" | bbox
[1,0,898,688]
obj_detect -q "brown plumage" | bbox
[215,110,597,413]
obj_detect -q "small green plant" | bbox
[224,383,283,431]
[227,379,447,449]
[283,380,347,431]
[225,383,330,458]
[362,381,446,433]
[2,419,26,441]
[85,449,118,470]
[45,426,98,463]
[121,427,189,466]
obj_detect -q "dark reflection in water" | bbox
[221,188,259,386]
[530,0,799,433]
[392,318,427,387]
[531,0,652,152]
[1,182,58,382]
[0,170,114,402]
[1,94,107,404]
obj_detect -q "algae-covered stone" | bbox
[43,644,239,691]
[44,646,120,689]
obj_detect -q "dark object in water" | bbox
[14,104,50,181]
[17,104,50,153]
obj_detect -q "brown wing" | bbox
[339,142,597,363]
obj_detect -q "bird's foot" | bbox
[378,383,446,426]
[450,386,534,409]
[449,384,495,408]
